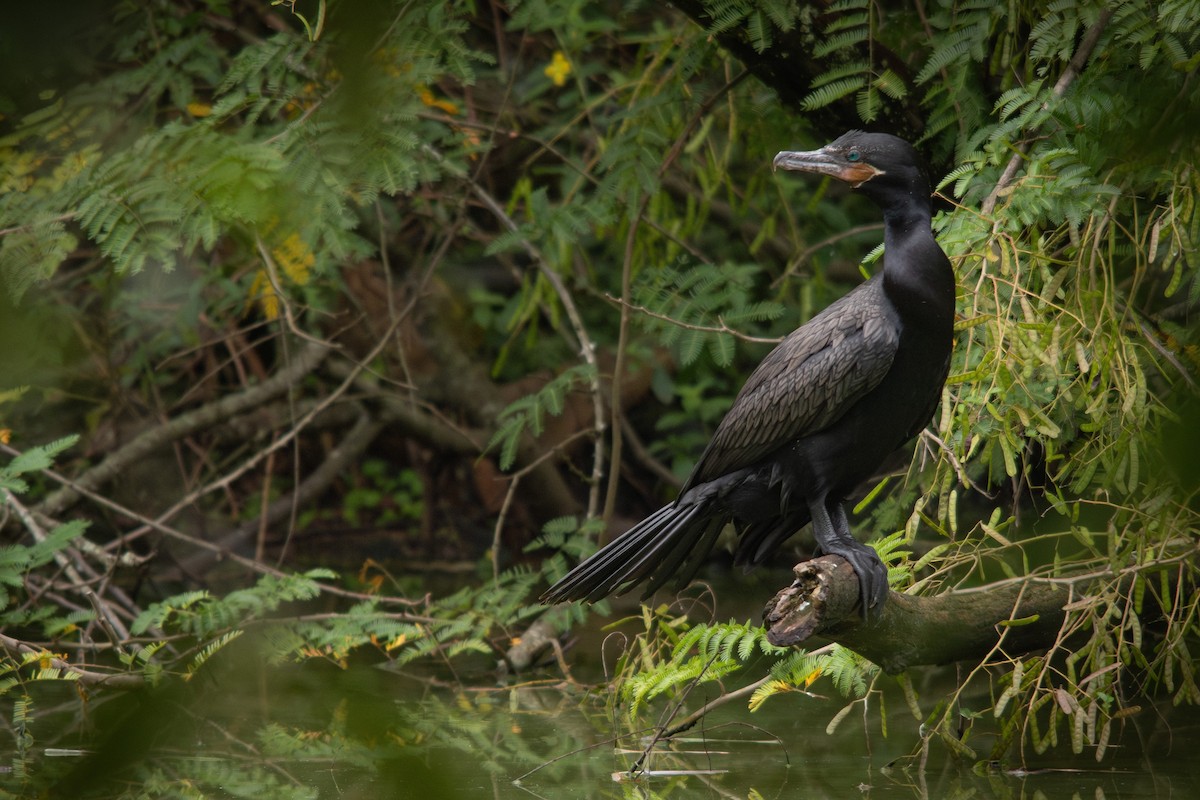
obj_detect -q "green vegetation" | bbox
[0,0,1198,790]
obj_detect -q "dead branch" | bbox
[981,9,1114,215]
[23,457,427,608]
[763,555,1073,674]
[1,487,144,648]
[3,488,93,591]
[0,632,145,690]
[323,357,485,457]
[501,612,567,675]
[38,339,332,519]
[174,406,387,576]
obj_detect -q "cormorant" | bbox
[542,131,956,616]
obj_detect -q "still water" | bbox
[4,631,1199,799]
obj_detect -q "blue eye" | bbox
[847,150,861,162]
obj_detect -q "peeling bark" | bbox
[764,556,1073,674]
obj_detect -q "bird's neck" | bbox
[881,204,955,331]
[881,201,931,239]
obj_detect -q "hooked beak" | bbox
[773,147,883,188]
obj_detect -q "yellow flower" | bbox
[186,101,212,118]
[417,85,460,115]
[544,50,571,87]
[273,232,315,285]
[247,232,316,320]
[247,270,279,320]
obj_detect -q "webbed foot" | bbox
[809,499,888,619]
[817,539,888,619]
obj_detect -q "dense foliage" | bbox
[0,0,1198,786]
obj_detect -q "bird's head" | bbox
[773,131,931,211]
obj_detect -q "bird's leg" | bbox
[831,501,891,615]
[809,497,889,618]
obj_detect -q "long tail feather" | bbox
[641,515,725,598]
[541,501,726,604]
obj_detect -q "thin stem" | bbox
[604,68,751,524]
[430,145,608,520]
[981,9,1114,215]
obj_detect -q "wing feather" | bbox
[683,276,899,488]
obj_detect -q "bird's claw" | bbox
[819,542,888,620]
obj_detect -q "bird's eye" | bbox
[847,150,861,162]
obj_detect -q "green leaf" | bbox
[4,436,79,478]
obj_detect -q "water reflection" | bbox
[2,632,1198,799]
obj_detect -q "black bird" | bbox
[542,131,955,615]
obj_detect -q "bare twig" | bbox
[428,144,608,521]
[629,650,729,776]
[0,632,145,690]
[605,68,750,525]
[602,293,783,345]
[175,407,387,575]
[3,489,94,593]
[619,415,681,489]
[12,455,427,608]
[491,428,593,582]
[660,673,772,739]
[418,110,712,265]
[253,234,335,350]
[83,589,131,650]
[512,725,662,785]
[919,428,993,497]
[768,223,885,290]
[324,358,484,454]
[37,338,332,519]
[63,287,424,564]
[981,9,1115,215]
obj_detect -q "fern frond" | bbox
[916,38,974,85]
[487,364,594,470]
[813,26,868,60]
[802,76,866,111]
[187,631,245,678]
[0,220,78,301]
[823,645,878,698]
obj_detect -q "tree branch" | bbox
[763,555,1073,674]
[37,339,332,519]
[0,632,146,690]
[601,293,783,345]
[981,8,1114,215]
[173,406,387,575]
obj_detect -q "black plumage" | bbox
[542,131,956,615]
